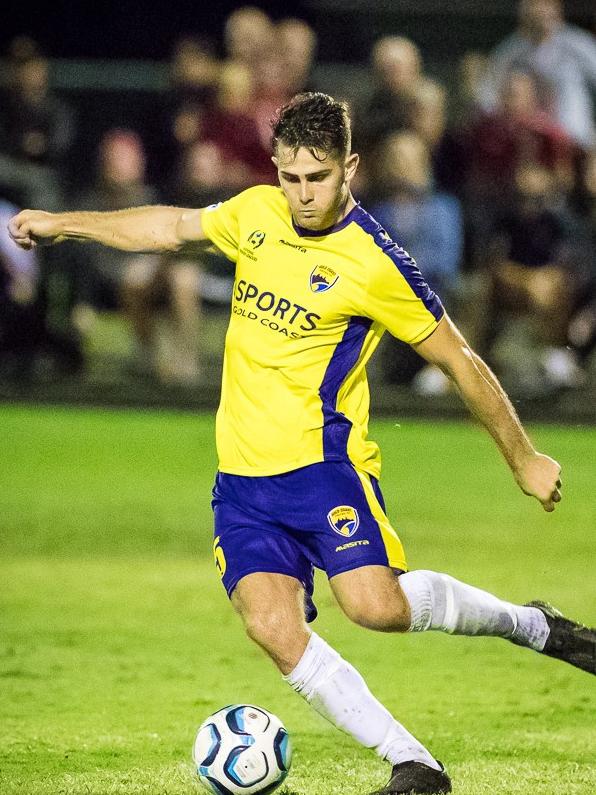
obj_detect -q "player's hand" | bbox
[514,452,562,512]
[7,210,66,250]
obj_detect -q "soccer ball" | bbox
[193,704,292,794]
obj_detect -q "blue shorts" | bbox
[211,461,407,622]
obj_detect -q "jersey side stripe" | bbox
[318,316,373,461]
[353,206,444,322]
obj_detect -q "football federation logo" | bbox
[327,505,360,537]
[310,265,339,293]
[248,230,266,249]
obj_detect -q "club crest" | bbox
[327,505,360,537]
[310,265,339,293]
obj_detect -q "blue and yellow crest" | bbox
[310,265,339,293]
[327,505,360,537]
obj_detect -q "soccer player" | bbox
[8,93,595,795]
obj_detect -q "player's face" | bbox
[273,144,359,231]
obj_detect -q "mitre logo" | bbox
[327,505,360,537]
[310,264,339,293]
[247,230,266,249]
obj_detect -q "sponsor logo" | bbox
[327,505,360,537]
[335,539,370,552]
[247,230,266,249]
[279,238,307,254]
[233,279,321,338]
[310,265,339,293]
[205,202,222,212]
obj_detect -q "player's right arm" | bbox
[7,205,209,254]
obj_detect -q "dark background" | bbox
[2,1,594,63]
[3,1,310,60]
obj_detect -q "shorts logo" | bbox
[327,505,360,537]
[248,230,266,249]
[310,265,339,293]
[213,536,227,578]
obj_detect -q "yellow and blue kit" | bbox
[202,185,444,609]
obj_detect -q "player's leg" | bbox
[213,468,451,792]
[230,571,447,782]
[331,564,547,644]
[326,467,595,675]
[331,565,595,674]
[231,572,310,673]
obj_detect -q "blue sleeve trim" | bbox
[353,206,444,322]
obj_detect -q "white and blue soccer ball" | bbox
[193,704,292,794]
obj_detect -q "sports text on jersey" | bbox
[233,278,321,337]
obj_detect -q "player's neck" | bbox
[336,191,357,224]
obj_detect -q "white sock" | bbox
[284,631,441,770]
[400,570,550,651]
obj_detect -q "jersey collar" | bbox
[292,202,362,238]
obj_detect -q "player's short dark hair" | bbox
[271,92,352,162]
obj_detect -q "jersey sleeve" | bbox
[200,192,248,261]
[365,244,445,344]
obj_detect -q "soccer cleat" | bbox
[526,600,596,675]
[369,760,452,794]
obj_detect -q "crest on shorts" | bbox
[310,265,339,293]
[327,505,360,537]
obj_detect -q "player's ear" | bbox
[271,155,278,168]
[345,152,359,182]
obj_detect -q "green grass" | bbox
[1,405,595,794]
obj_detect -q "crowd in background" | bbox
[1,0,595,399]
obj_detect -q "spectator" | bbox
[276,17,318,95]
[453,51,490,124]
[480,0,596,149]
[0,197,83,381]
[567,149,596,370]
[370,131,464,394]
[72,129,164,380]
[0,198,40,380]
[201,62,277,186]
[169,35,220,106]
[404,76,464,199]
[463,67,576,269]
[372,131,463,300]
[407,78,447,153]
[0,40,75,210]
[164,35,221,174]
[246,20,313,156]
[224,6,274,73]
[355,36,423,154]
[161,140,238,384]
[482,162,587,391]
[166,140,239,208]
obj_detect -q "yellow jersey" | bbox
[201,185,444,479]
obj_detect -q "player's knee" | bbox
[243,609,299,654]
[343,594,410,632]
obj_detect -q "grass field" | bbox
[1,404,595,795]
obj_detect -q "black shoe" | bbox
[369,760,452,794]
[526,600,596,674]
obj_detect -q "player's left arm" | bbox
[413,314,562,512]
